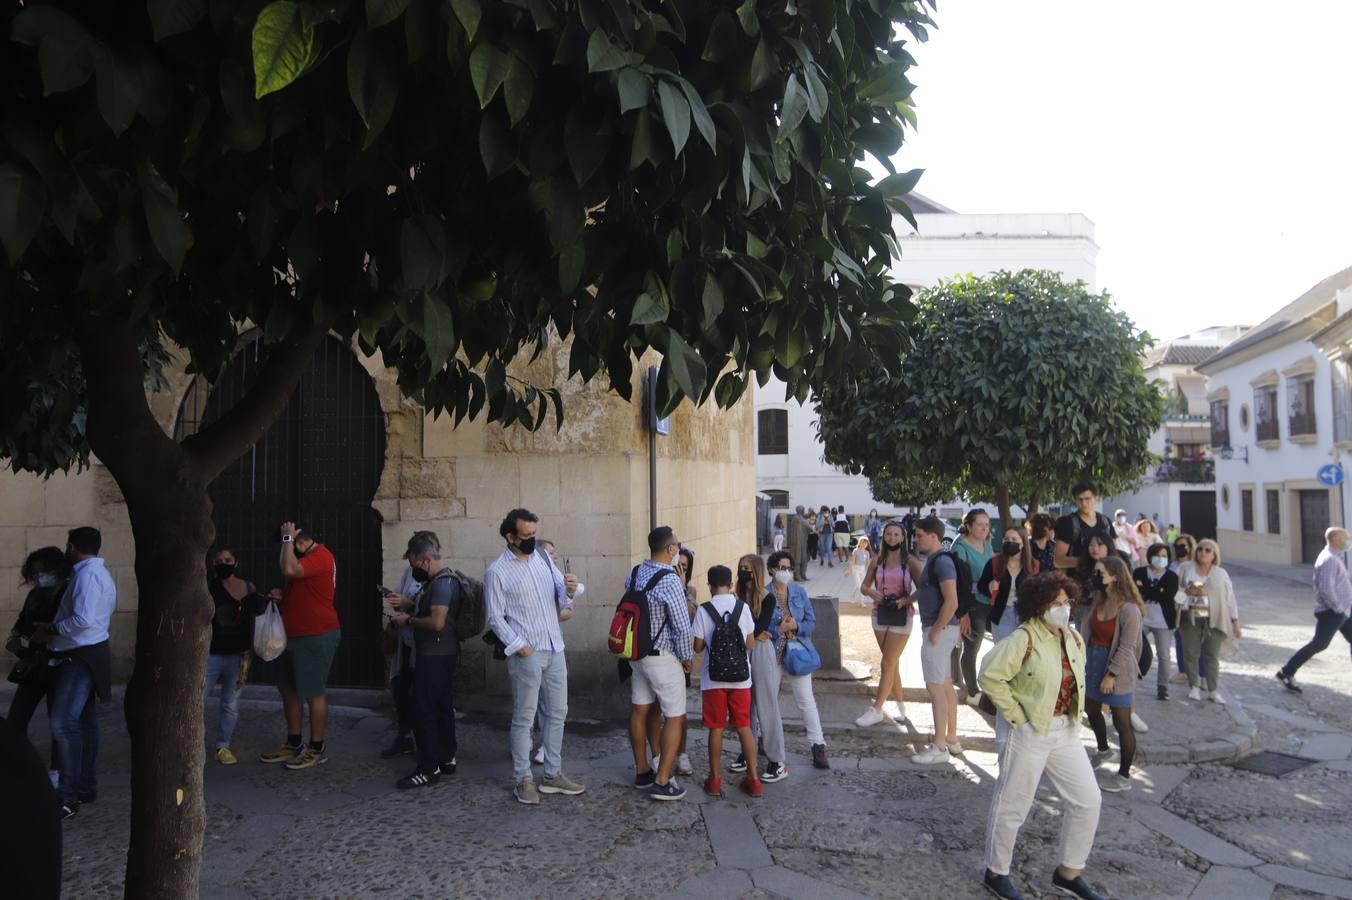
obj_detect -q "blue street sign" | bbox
[1318,464,1344,487]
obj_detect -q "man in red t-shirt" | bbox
[259,521,341,770]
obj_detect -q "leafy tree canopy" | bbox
[816,270,1165,518]
[2,0,933,477]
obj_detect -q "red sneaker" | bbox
[739,776,764,798]
[703,774,722,797]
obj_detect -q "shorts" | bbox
[834,532,850,549]
[277,629,341,700]
[630,653,688,718]
[920,624,960,684]
[702,687,752,729]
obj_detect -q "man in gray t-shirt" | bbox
[917,552,958,628]
[388,533,461,788]
[912,518,961,765]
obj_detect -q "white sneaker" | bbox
[948,741,964,755]
[1209,690,1228,705]
[885,701,909,723]
[965,692,983,708]
[1131,712,1149,733]
[676,753,694,776]
[531,746,545,765]
[913,744,952,765]
[855,706,887,728]
[1187,686,1202,701]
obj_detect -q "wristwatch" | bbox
[282,535,294,543]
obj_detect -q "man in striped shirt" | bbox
[485,508,585,806]
[626,526,695,801]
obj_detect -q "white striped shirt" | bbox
[485,547,570,656]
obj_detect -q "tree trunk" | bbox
[1026,493,1040,520]
[79,317,326,898]
[995,483,1012,533]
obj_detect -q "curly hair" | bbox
[1014,571,1081,623]
[766,550,794,571]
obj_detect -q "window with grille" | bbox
[1241,489,1254,532]
[758,409,788,455]
[1209,400,1230,448]
[1254,387,1279,442]
[763,489,789,506]
[1266,489,1280,534]
[1287,375,1316,437]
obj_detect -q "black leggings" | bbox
[1085,700,1135,777]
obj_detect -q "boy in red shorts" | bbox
[694,565,761,798]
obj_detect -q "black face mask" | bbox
[294,544,309,559]
[213,563,236,580]
[410,567,430,584]
[516,537,537,556]
[1174,545,1187,556]
[883,540,902,552]
[1091,573,1107,591]
[1002,541,1020,557]
[737,570,752,584]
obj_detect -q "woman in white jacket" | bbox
[1174,538,1242,704]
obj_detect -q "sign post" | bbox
[645,368,669,532]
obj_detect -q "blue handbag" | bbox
[782,637,822,676]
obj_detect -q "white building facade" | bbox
[754,197,1099,521]
[1196,267,1352,564]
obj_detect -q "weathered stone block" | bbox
[93,465,126,506]
[423,410,487,458]
[398,457,456,500]
[399,498,465,522]
[445,517,514,560]
[26,526,71,555]
[0,527,26,568]
[0,473,45,526]
[113,566,139,612]
[43,471,99,526]
[94,513,136,567]
[370,498,400,522]
[0,569,25,613]
[519,457,561,517]
[455,456,520,518]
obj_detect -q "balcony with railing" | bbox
[1154,458,1215,483]
[1289,411,1317,438]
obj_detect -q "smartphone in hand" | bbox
[564,559,572,575]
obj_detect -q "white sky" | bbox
[897,1,1352,342]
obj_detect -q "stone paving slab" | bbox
[1245,703,1343,734]
[665,867,755,899]
[1258,864,1352,900]
[1297,733,1352,761]
[1190,865,1275,900]
[702,805,773,870]
[750,865,871,900]
[1129,805,1262,867]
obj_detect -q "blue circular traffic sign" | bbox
[1318,464,1344,487]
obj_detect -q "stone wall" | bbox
[1,338,756,719]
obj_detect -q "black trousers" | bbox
[412,653,458,774]
[391,656,414,739]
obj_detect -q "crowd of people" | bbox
[12,481,1352,900]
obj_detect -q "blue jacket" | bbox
[768,583,815,642]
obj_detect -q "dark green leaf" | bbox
[749,38,777,92]
[656,81,691,155]
[776,75,807,143]
[147,0,207,41]
[401,216,448,290]
[469,43,511,108]
[736,0,760,36]
[630,291,668,325]
[803,65,828,121]
[422,292,456,371]
[479,114,515,178]
[450,0,483,40]
[0,163,45,264]
[630,111,659,169]
[139,164,190,274]
[366,0,410,28]
[586,29,636,73]
[559,243,585,292]
[347,31,400,146]
[617,68,651,113]
[700,10,738,62]
[678,79,716,152]
[252,1,318,98]
[877,168,924,197]
[701,272,724,330]
[665,331,708,399]
[95,50,144,136]
[504,55,534,125]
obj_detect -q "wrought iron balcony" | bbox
[1154,458,1215,483]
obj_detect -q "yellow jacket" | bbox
[978,618,1086,735]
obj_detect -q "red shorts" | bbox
[702,687,752,729]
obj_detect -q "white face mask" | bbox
[774,571,793,585]
[1042,605,1071,630]
[36,573,58,589]
[1150,556,1168,570]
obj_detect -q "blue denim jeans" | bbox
[1282,609,1352,677]
[506,649,568,780]
[47,658,99,807]
[203,654,244,749]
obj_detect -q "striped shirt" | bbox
[485,547,571,657]
[625,560,693,662]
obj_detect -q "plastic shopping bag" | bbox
[253,601,287,662]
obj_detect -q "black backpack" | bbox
[928,551,977,620]
[441,569,486,641]
[701,599,750,683]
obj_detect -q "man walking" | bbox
[28,526,116,820]
[388,532,460,788]
[259,522,341,770]
[1278,527,1352,693]
[626,526,695,800]
[486,508,585,805]
[788,505,810,581]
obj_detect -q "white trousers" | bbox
[783,671,826,747]
[984,714,1101,875]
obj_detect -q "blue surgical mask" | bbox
[36,573,58,589]
[1150,556,1168,571]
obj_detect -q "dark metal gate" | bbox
[176,336,388,687]
[1299,490,1330,565]
[1179,490,1217,541]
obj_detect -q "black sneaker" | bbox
[440,758,457,775]
[1277,670,1303,693]
[396,769,440,790]
[1051,869,1105,900]
[649,780,687,801]
[380,736,415,758]
[811,744,830,770]
[762,761,788,783]
[1157,685,1168,701]
[634,769,656,789]
[728,754,747,774]
[984,869,1025,900]
[77,789,97,804]
[60,804,78,821]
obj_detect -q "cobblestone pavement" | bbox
[20,562,1352,898]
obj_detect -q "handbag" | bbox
[782,637,822,676]
[1138,634,1153,678]
[874,565,912,628]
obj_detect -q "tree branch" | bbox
[182,320,331,481]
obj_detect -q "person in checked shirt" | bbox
[1278,527,1352,692]
[485,508,585,806]
[626,526,695,801]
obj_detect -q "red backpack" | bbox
[608,566,676,660]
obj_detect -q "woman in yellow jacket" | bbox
[977,571,1105,900]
